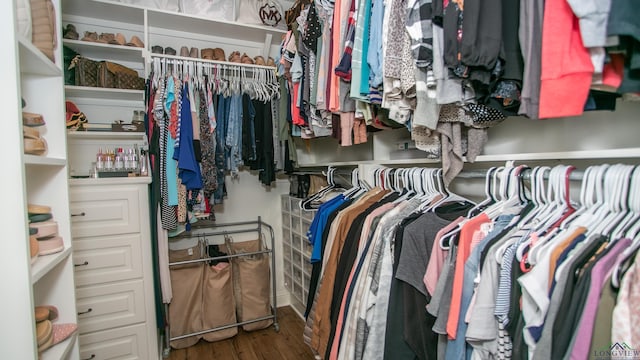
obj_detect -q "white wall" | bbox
[213,170,291,307]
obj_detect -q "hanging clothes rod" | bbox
[169,249,271,267]
[150,53,278,70]
[456,168,586,181]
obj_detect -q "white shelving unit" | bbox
[281,195,315,318]
[64,85,145,101]
[2,0,79,358]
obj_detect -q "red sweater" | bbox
[539,0,594,119]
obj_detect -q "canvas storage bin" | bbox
[227,238,273,331]
[168,241,238,348]
[201,243,237,342]
[168,244,205,349]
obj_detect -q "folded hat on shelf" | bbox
[30,220,58,239]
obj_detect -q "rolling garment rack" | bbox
[163,217,279,356]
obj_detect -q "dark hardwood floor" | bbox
[166,306,316,360]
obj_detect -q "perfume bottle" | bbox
[139,149,148,176]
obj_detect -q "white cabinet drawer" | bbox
[76,280,146,333]
[79,323,148,360]
[73,233,143,286]
[70,187,140,237]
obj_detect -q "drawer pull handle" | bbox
[74,261,89,267]
[71,212,86,217]
[78,308,93,315]
[82,354,96,360]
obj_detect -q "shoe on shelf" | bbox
[180,46,189,57]
[62,24,79,40]
[152,45,164,54]
[254,55,265,66]
[201,48,214,60]
[23,137,47,156]
[109,33,126,46]
[50,323,78,348]
[23,126,40,140]
[96,33,115,44]
[190,47,199,58]
[81,31,98,42]
[228,51,241,63]
[22,126,47,156]
[164,47,177,56]
[241,53,254,64]
[213,48,226,61]
[22,112,45,127]
[267,57,276,67]
[126,35,144,48]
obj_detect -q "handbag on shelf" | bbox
[63,46,79,86]
[69,56,100,87]
[98,61,145,90]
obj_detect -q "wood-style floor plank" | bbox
[167,306,316,360]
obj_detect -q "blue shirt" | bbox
[367,0,385,88]
[308,194,348,263]
[173,85,202,190]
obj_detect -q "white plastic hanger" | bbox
[590,164,634,238]
[466,167,499,217]
[609,166,640,240]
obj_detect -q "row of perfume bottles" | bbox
[95,147,148,175]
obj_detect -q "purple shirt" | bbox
[569,238,632,360]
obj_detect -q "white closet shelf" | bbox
[69,176,152,185]
[62,39,144,63]
[471,148,640,162]
[63,0,286,43]
[297,148,640,168]
[61,0,144,25]
[24,155,67,166]
[147,9,286,45]
[67,130,147,140]
[296,158,439,167]
[31,246,73,284]
[65,85,145,100]
[18,37,61,76]
[41,332,78,360]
